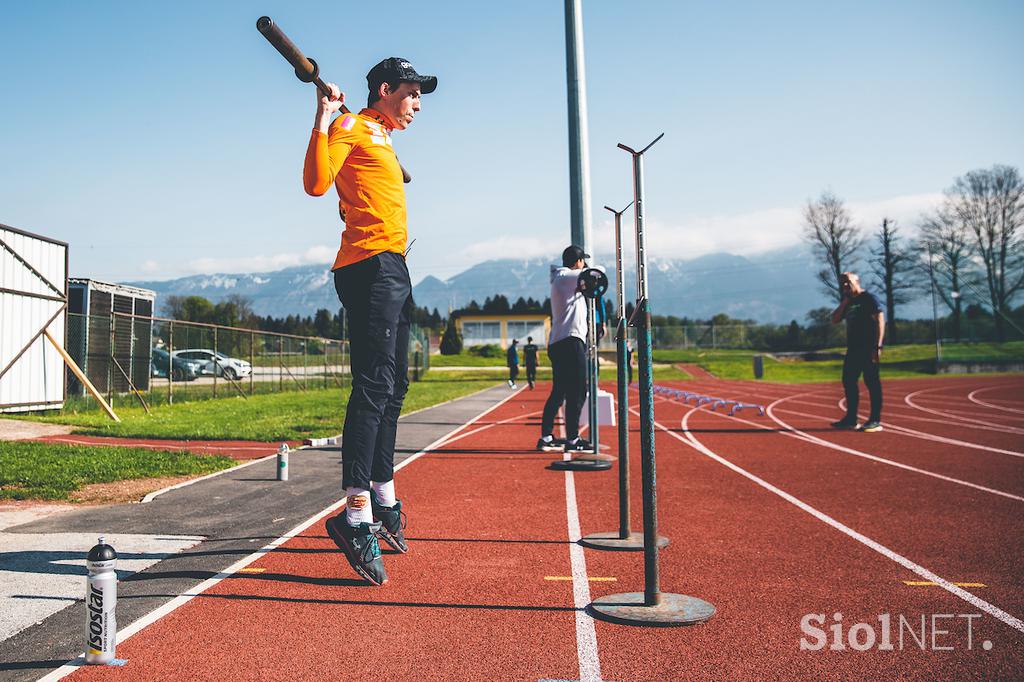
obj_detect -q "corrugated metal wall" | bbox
[0,225,68,412]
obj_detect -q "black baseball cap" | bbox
[562,244,590,267]
[366,57,437,94]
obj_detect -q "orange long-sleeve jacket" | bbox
[304,108,407,270]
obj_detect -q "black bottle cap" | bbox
[87,537,117,562]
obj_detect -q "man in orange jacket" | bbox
[303,58,436,586]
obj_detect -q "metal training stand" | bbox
[589,134,715,626]
[580,203,669,552]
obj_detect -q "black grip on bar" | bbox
[256,16,318,82]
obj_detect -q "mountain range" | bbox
[127,246,932,324]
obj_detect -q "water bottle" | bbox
[84,537,117,664]
[277,443,290,481]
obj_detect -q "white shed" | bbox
[0,223,69,412]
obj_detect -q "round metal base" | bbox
[578,451,617,462]
[579,531,668,552]
[549,459,612,471]
[589,592,716,627]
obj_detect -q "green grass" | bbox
[0,442,235,501]
[11,373,499,442]
[652,342,1024,383]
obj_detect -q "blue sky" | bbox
[1,0,1021,288]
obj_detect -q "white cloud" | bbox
[182,245,335,275]
[459,235,564,262]
[587,192,945,260]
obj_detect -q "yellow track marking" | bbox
[903,580,986,587]
[239,567,267,573]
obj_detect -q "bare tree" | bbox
[947,164,1024,341]
[803,190,863,302]
[869,218,917,342]
[918,206,974,342]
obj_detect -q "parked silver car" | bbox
[172,349,252,380]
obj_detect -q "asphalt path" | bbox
[0,384,508,681]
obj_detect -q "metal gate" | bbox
[0,223,68,412]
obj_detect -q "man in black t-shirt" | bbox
[830,272,885,432]
[523,336,539,390]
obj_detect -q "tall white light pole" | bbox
[565,0,593,252]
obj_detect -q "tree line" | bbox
[161,294,443,340]
[803,164,1023,342]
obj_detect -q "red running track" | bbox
[56,375,1023,681]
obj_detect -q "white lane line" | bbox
[660,406,1024,636]
[37,387,525,682]
[652,393,1024,502]
[764,395,1024,502]
[969,387,1024,415]
[775,405,1024,460]
[564,468,602,682]
[905,388,1024,435]
[837,396,1024,435]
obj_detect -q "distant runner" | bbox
[506,338,519,389]
[830,272,885,432]
[523,336,539,390]
[303,57,437,585]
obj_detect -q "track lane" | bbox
[573,384,1023,679]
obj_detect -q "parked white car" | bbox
[172,349,252,380]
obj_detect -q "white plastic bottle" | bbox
[84,536,118,664]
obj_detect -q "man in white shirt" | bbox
[537,245,597,453]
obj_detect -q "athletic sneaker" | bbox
[859,420,883,433]
[325,515,388,586]
[830,418,858,430]
[537,436,566,452]
[564,437,595,453]
[507,380,517,389]
[371,497,408,553]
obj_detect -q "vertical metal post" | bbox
[630,147,660,606]
[107,315,115,407]
[581,202,652,552]
[564,0,593,252]
[168,320,174,405]
[587,299,599,452]
[590,135,714,626]
[212,327,218,398]
[927,245,942,367]
[303,338,308,390]
[250,331,255,395]
[610,204,632,538]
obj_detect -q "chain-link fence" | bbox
[65,312,444,412]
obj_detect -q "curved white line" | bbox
[660,405,1024,636]
[765,395,1024,501]
[775,405,1024,459]
[969,387,1024,415]
[905,388,1024,435]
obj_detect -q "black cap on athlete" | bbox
[367,57,437,94]
[562,244,590,267]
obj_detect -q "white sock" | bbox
[371,480,397,507]
[345,488,373,525]
[540,434,553,442]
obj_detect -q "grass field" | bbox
[0,443,235,501]
[12,372,501,442]
[653,341,1024,383]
